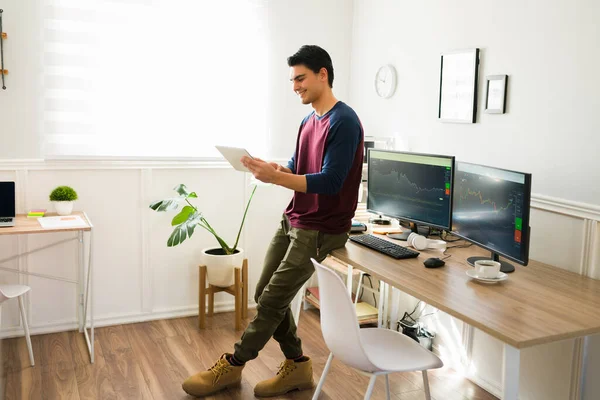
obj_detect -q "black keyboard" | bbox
[349,234,420,259]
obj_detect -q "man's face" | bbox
[289,65,326,105]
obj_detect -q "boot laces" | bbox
[277,361,297,378]
[209,359,230,385]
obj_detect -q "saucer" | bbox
[466,269,508,283]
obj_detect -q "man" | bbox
[182,45,364,398]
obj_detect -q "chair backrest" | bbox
[311,259,377,372]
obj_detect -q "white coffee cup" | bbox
[474,260,501,279]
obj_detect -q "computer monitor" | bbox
[451,162,531,273]
[0,181,15,215]
[367,150,455,232]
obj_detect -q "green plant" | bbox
[49,186,78,202]
[149,184,257,254]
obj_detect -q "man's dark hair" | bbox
[287,45,334,88]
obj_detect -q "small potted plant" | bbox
[49,186,78,216]
[150,183,257,287]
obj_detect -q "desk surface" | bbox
[331,238,600,349]
[0,212,92,235]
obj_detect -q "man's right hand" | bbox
[242,156,292,174]
[266,161,291,174]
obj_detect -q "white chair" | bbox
[0,285,35,366]
[310,259,442,400]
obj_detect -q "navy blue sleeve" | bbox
[305,118,362,195]
[286,152,296,174]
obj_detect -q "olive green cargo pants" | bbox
[233,214,349,362]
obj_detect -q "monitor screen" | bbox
[367,150,454,230]
[0,181,16,217]
[451,162,531,266]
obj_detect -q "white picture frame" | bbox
[438,48,480,123]
[485,75,508,114]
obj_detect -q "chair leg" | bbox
[312,352,334,400]
[385,374,391,400]
[422,370,431,400]
[18,297,34,367]
[364,375,377,400]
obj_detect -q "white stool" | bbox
[0,285,35,366]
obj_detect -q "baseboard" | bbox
[0,300,257,339]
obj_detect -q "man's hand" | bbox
[241,156,279,183]
[269,162,284,172]
[241,156,305,191]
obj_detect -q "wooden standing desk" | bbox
[0,212,95,363]
[330,238,600,400]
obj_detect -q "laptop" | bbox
[0,181,16,227]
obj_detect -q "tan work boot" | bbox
[254,357,314,397]
[182,353,244,397]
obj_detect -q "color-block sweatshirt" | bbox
[285,101,364,234]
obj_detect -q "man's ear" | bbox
[319,67,328,83]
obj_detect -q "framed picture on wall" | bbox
[438,48,480,123]
[485,75,508,114]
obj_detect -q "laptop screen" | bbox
[0,182,16,217]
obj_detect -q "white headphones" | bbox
[407,232,447,251]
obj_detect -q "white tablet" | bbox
[215,145,253,172]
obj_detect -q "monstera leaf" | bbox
[167,210,200,247]
[149,198,180,212]
[150,183,257,254]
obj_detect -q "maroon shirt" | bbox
[285,101,364,234]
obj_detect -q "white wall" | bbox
[349,1,600,399]
[0,0,354,161]
[0,162,292,330]
[0,0,43,159]
[266,0,355,159]
[349,0,600,206]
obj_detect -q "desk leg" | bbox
[378,281,385,328]
[502,344,520,400]
[346,264,353,295]
[77,231,84,333]
[355,272,364,305]
[579,335,590,399]
[81,228,95,364]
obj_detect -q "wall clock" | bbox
[374,64,397,99]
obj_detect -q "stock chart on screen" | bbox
[367,151,453,229]
[452,162,530,262]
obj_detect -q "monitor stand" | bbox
[387,221,420,241]
[467,252,515,273]
[387,231,411,240]
[369,214,391,225]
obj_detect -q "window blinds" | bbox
[42,0,268,159]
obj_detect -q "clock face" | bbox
[375,65,397,98]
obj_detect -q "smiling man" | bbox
[182,45,364,398]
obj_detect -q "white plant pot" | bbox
[202,247,244,287]
[54,201,74,216]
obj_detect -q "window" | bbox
[43,0,268,159]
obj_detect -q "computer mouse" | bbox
[424,257,445,268]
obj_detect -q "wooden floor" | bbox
[1,309,498,400]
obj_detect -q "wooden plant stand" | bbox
[198,259,248,330]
